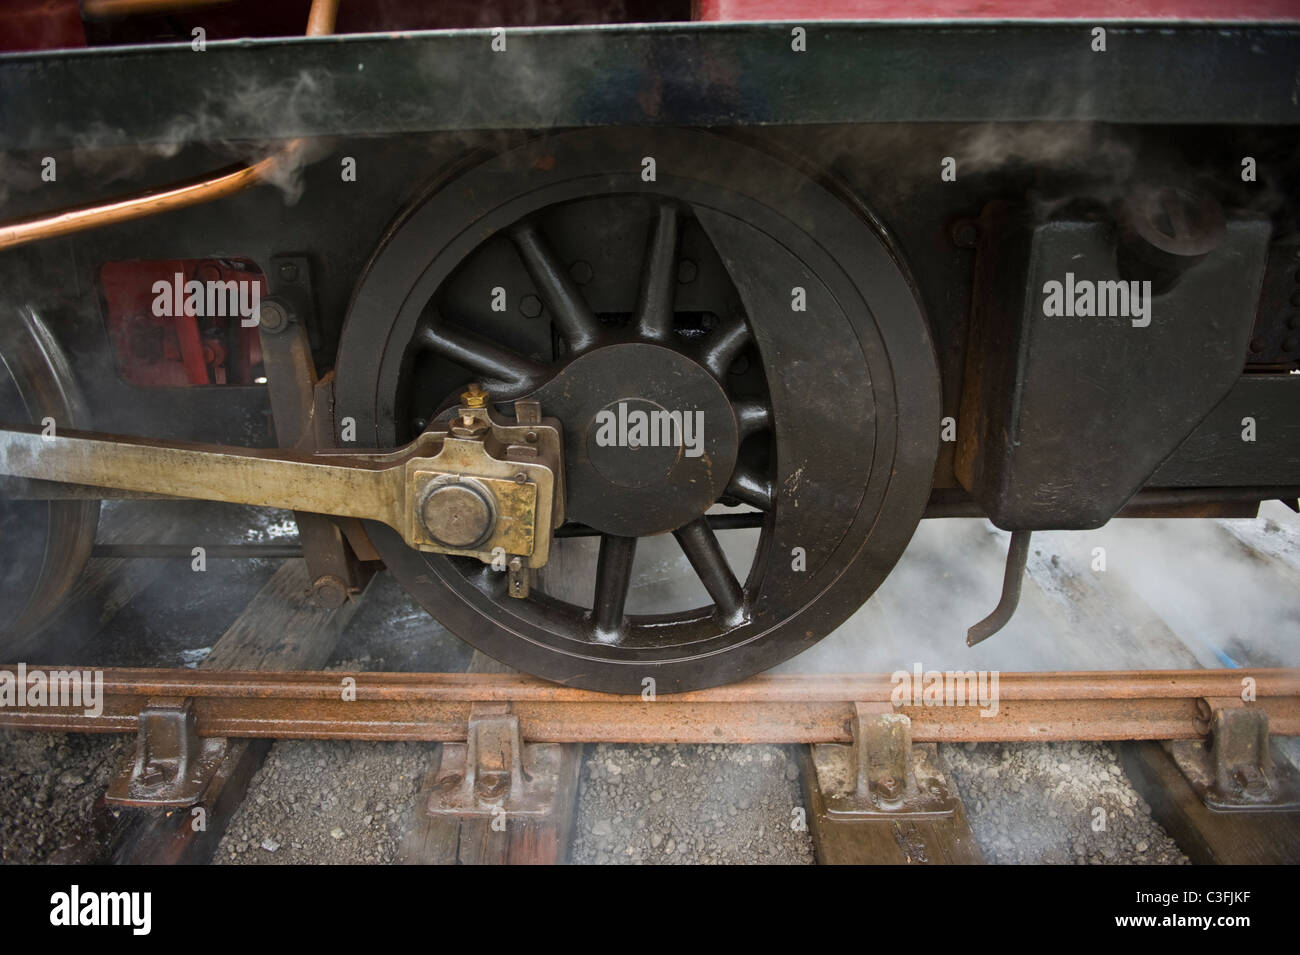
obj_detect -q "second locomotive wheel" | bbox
[334,129,940,693]
[0,307,98,652]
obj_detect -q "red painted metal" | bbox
[5,1,1291,57]
[696,0,1300,21]
[99,259,265,388]
[0,0,85,52]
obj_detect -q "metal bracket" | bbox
[0,394,564,568]
[259,256,375,607]
[105,698,226,807]
[426,703,563,818]
[811,702,956,819]
[1167,698,1300,812]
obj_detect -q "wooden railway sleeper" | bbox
[1165,697,1300,811]
[810,702,957,819]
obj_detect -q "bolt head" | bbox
[258,299,289,333]
[569,260,593,285]
[310,575,349,609]
[421,482,494,549]
[477,773,508,799]
[951,220,980,249]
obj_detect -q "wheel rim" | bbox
[335,129,939,692]
[0,306,99,648]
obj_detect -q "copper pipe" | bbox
[0,146,301,253]
[305,0,339,36]
[0,0,340,253]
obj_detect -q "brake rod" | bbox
[0,405,564,566]
[0,424,411,527]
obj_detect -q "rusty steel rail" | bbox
[0,666,1295,744]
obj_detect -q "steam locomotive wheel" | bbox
[0,307,98,649]
[334,129,940,693]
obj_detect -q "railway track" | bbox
[3,496,1300,866]
[9,663,1298,865]
[1,667,1295,744]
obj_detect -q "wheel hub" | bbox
[532,342,737,537]
[333,128,941,693]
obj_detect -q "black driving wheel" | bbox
[334,129,939,693]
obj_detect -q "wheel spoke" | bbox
[510,221,601,353]
[634,203,680,342]
[733,399,772,441]
[591,533,637,641]
[673,517,746,625]
[701,318,751,380]
[414,319,549,396]
[726,464,773,510]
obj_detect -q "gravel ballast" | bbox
[214,739,432,865]
[941,741,1188,865]
[0,732,126,864]
[569,743,815,865]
